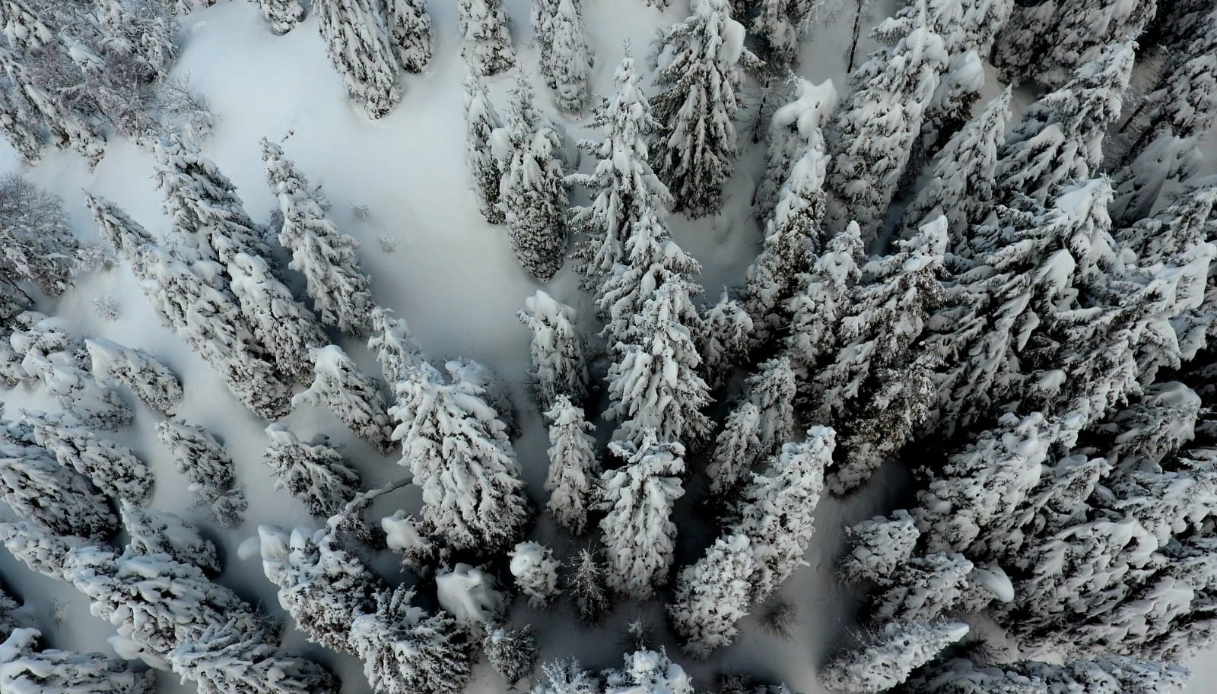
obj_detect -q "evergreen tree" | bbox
[262,138,375,335]
[254,0,305,34]
[519,290,588,408]
[605,650,693,694]
[867,552,973,622]
[85,338,183,415]
[535,0,591,112]
[825,6,947,243]
[707,356,796,494]
[0,627,156,694]
[544,395,599,535]
[264,423,361,518]
[120,501,220,574]
[294,345,395,453]
[484,625,538,686]
[651,0,754,217]
[0,520,86,580]
[754,78,837,224]
[699,290,753,384]
[750,0,816,69]
[156,418,248,528]
[499,76,569,281]
[0,73,44,165]
[0,174,79,297]
[566,548,609,624]
[229,252,328,379]
[28,414,154,505]
[390,361,529,552]
[668,534,755,658]
[510,541,561,607]
[317,0,401,117]
[821,620,970,693]
[910,656,1189,694]
[598,430,685,597]
[568,48,674,293]
[916,49,984,158]
[837,510,920,585]
[0,46,105,168]
[21,355,133,430]
[534,658,600,694]
[384,0,432,72]
[463,74,506,224]
[168,621,340,694]
[368,306,424,387]
[457,0,515,76]
[785,221,864,370]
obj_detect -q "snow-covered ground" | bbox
[2,0,1213,692]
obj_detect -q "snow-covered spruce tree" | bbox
[0,72,44,166]
[597,211,702,343]
[447,356,519,437]
[484,624,538,686]
[534,0,591,112]
[384,0,432,72]
[874,0,1013,58]
[534,658,600,694]
[750,0,816,69]
[544,395,599,534]
[754,78,837,224]
[0,628,156,694]
[316,0,401,117]
[0,46,106,168]
[294,345,395,453]
[917,50,984,159]
[995,41,1135,205]
[390,361,528,552]
[368,306,423,386]
[86,338,183,415]
[824,6,947,244]
[62,546,278,670]
[0,420,117,540]
[605,649,694,694]
[604,280,713,447]
[0,0,54,55]
[745,143,830,341]
[510,541,561,608]
[153,135,277,269]
[21,355,133,430]
[568,48,674,293]
[168,620,340,694]
[699,290,752,384]
[0,520,86,580]
[910,656,1189,694]
[650,0,753,217]
[866,552,973,622]
[821,620,969,693]
[457,0,514,76]
[87,195,290,420]
[120,501,220,574]
[253,0,305,34]
[1101,381,1202,471]
[901,86,1011,249]
[462,74,506,224]
[993,0,1153,89]
[518,290,588,409]
[668,534,755,658]
[566,548,609,624]
[262,139,375,335]
[96,0,179,79]
[785,221,863,370]
[837,509,920,585]
[229,252,328,379]
[0,174,79,297]
[499,76,569,281]
[264,424,361,518]
[155,418,248,528]
[598,430,685,597]
[28,415,153,505]
[731,427,833,601]
[707,356,796,494]
[348,584,475,694]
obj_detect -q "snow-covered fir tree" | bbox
[499,76,569,281]
[168,620,340,694]
[605,649,693,694]
[699,290,752,384]
[0,627,156,694]
[484,624,538,686]
[463,74,506,224]
[837,509,920,585]
[262,139,375,334]
[824,5,947,243]
[821,620,969,693]
[0,520,86,580]
[650,0,754,217]
[253,0,304,34]
[85,338,183,415]
[754,78,837,224]
[604,280,713,447]
[367,306,424,386]
[910,656,1189,694]
[750,0,816,69]
[457,0,514,76]
[707,356,796,494]
[229,252,328,379]
[384,0,432,72]
[28,414,154,505]
[566,548,609,624]
[866,552,973,622]
[568,48,674,293]
[785,221,863,369]
[533,658,600,694]
[0,174,79,297]
[264,423,361,518]
[917,49,984,158]
[21,354,133,430]
[316,0,401,117]
[0,418,117,540]
[668,534,755,658]
[294,345,395,453]
[731,427,833,601]
[518,290,588,408]
[0,46,106,168]
[96,0,179,79]
[120,501,220,574]
[0,72,44,166]
[348,584,475,694]
[448,356,519,437]
[995,41,1135,204]
[510,541,561,608]
[155,418,248,528]
[534,0,591,112]
[390,360,529,552]
[544,395,599,534]
[598,430,685,597]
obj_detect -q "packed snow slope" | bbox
[1,0,1211,693]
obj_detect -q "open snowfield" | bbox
[2,0,1216,692]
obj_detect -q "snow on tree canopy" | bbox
[85,338,183,415]
[294,344,395,453]
[436,562,504,626]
